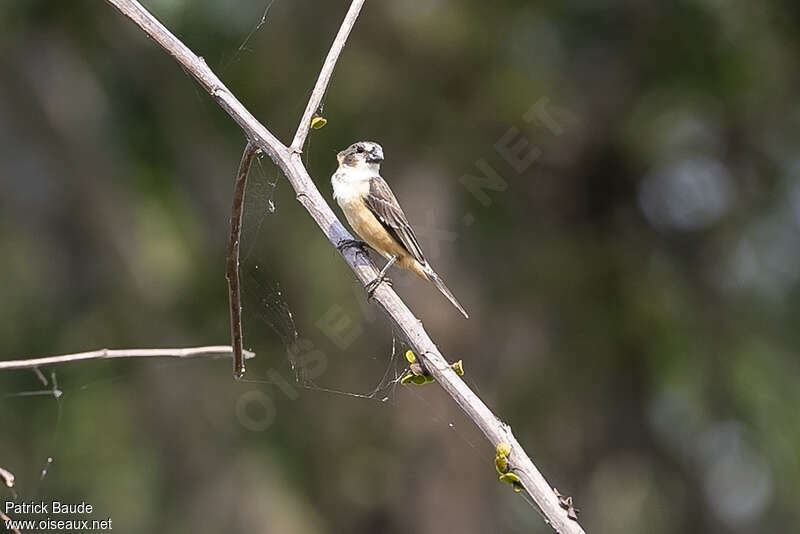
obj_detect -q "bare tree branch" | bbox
[0,466,14,488]
[0,346,253,371]
[0,511,21,534]
[227,141,259,379]
[290,0,366,152]
[103,1,586,532]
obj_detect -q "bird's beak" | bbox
[367,146,384,163]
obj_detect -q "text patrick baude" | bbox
[6,501,95,514]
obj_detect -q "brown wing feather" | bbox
[363,176,427,264]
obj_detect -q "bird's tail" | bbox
[422,264,469,319]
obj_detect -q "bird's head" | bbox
[337,141,384,169]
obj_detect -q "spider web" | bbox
[221,0,280,73]
[2,368,62,501]
[296,332,405,404]
[238,151,407,405]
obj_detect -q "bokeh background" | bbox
[2,0,799,532]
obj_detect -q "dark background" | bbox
[2,1,799,533]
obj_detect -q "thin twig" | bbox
[227,141,259,379]
[0,511,21,534]
[289,0,366,152]
[103,2,585,532]
[0,466,14,488]
[32,366,48,385]
[0,346,254,371]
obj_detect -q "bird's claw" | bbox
[365,275,392,298]
[337,239,368,254]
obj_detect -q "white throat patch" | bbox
[332,163,380,201]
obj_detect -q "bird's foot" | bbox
[365,275,392,298]
[364,254,397,299]
[336,239,369,254]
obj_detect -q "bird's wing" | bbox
[363,175,427,264]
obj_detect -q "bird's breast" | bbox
[331,172,405,261]
[332,170,369,204]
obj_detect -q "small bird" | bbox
[331,141,468,318]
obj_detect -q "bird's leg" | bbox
[365,255,397,298]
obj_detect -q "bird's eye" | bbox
[356,146,364,153]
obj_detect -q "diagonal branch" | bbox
[103,1,586,532]
[0,346,253,371]
[290,0,366,152]
[227,141,259,379]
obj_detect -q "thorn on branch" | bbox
[554,488,580,521]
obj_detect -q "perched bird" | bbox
[331,141,468,318]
